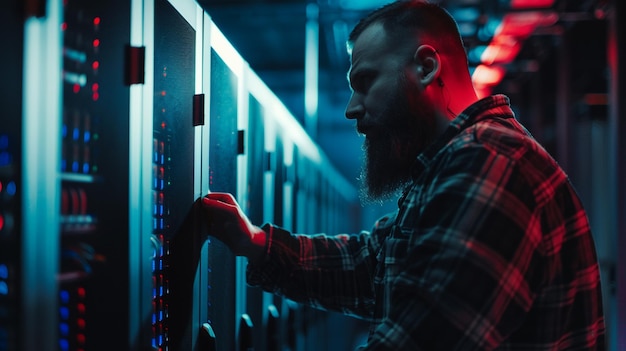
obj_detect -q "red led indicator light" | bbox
[61,22,67,31]
[93,17,101,25]
[161,121,167,129]
[92,92,99,101]
[76,334,86,344]
[161,90,166,96]
[77,287,86,298]
[77,303,86,314]
[92,61,100,70]
[73,84,80,94]
[0,213,4,231]
[93,39,100,47]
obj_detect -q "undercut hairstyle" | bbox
[347,0,468,67]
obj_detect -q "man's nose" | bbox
[345,94,364,120]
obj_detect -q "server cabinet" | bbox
[1,2,27,350]
[150,0,201,350]
[207,46,239,351]
[245,93,268,351]
[58,1,131,350]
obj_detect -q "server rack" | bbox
[58,2,133,350]
[1,2,27,350]
[10,0,363,349]
[244,90,268,351]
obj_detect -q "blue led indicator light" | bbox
[0,282,8,296]
[72,161,79,173]
[59,307,70,320]
[59,339,70,351]
[0,152,10,167]
[0,264,8,279]
[60,290,70,304]
[5,182,15,196]
[84,131,91,142]
[72,128,79,141]
[0,135,8,149]
[59,322,70,336]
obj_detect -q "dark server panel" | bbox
[0,2,24,350]
[58,1,130,350]
[152,0,197,349]
[208,48,238,351]
[245,94,267,351]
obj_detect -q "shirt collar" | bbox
[411,94,513,179]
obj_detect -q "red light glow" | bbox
[73,84,80,94]
[481,38,522,65]
[93,39,100,48]
[77,334,86,344]
[498,12,558,38]
[510,0,555,9]
[92,61,100,70]
[93,17,101,25]
[472,64,505,86]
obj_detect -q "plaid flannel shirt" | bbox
[247,95,606,350]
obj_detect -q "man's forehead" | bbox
[350,23,388,62]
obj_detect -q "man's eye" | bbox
[355,75,373,92]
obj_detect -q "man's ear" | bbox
[413,44,441,86]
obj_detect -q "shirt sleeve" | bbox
[246,214,396,320]
[364,145,544,350]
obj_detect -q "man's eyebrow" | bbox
[348,67,376,84]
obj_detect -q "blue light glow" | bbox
[0,135,8,149]
[59,290,70,304]
[0,152,10,167]
[59,307,70,320]
[59,322,70,336]
[6,182,16,196]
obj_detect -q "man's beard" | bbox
[358,77,437,205]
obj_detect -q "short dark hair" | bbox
[347,0,467,64]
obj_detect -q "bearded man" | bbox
[201,1,606,349]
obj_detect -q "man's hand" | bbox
[201,192,267,263]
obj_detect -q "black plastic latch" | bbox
[237,130,245,155]
[193,94,205,126]
[199,323,217,351]
[124,45,145,86]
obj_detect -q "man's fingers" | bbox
[204,192,236,205]
[201,196,236,212]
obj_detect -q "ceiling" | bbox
[197,0,608,191]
